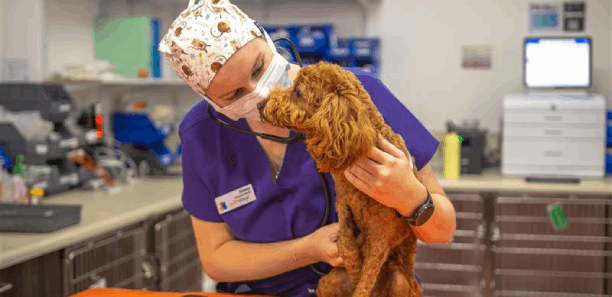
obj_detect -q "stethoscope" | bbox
[207,27,332,276]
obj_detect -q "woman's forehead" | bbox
[206,38,270,98]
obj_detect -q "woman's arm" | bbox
[191,216,340,283]
[397,165,457,244]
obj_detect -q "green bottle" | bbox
[11,155,27,202]
[12,155,23,176]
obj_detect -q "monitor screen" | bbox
[524,37,591,88]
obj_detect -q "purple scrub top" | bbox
[179,68,438,296]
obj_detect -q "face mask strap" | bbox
[255,22,277,54]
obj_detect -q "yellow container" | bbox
[443,132,461,180]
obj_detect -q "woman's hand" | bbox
[306,223,344,267]
[343,133,427,215]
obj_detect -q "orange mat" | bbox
[69,288,276,297]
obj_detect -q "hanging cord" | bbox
[93,146,137,182]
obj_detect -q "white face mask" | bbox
[217,52,294,122]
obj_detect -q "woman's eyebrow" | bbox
[219,52,263,100]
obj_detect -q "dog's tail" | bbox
[350,241,391,297]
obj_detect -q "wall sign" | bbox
[529,3,561,32]
[462,46,492,70]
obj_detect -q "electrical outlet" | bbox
[1,57,29,81]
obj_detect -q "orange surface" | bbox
[69,288,277,297]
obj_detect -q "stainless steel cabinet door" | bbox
[415,191,486,297]
[492,192,612,297]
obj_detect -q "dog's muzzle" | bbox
[257,100,267,122]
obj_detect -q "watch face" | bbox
[416,205,435,226]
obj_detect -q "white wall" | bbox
[1,0,46,81]
[368,0,611,132]
[3,0,611,135]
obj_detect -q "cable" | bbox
[92,146,137,182]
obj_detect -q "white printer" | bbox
[502,93,607,178]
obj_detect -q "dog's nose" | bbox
[257,100,266,111]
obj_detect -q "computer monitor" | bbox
[523,37,592,89]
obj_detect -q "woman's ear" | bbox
[304,91,377,174]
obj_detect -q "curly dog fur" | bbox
[258,62,423,297]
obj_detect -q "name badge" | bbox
[215,184,256,215]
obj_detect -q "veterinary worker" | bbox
[159,0,456,296]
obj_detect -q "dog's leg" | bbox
[391,237,421,297]
[371,259,394,297]
[316,267,355,297]
[350,238,391,297]
[337,201,364,286]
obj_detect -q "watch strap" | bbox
[405,189,434,226]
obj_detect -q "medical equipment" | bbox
[523,37,592,89]
[67,149,115,186]
[113,111,181,176]
[502,93,607,178]
[207,24,332,276]
[0,84,83,197]
[447,120,488,174]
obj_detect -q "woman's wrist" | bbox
[293,235,319,265]
[397,183,428,217]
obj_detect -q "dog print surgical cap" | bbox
[158,0,272,111]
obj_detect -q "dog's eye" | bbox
[294,88,302,98]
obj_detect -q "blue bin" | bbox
[606,153,612,175]
[113,112,166,147]
[295,24,333,55]
[112,112,180,167]
[0,144,11,170]
[324,38,354,67]
[263,25,300,63]
[349,38,381,76]
[606,110,611,147]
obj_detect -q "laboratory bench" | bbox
[1,168,611,297]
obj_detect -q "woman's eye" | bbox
[231,89,244,100]
[252,64,264,77]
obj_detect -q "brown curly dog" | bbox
[258,62,423,297]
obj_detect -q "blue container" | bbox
[112,112,180,166]
[263,25,300,63]
[112,112,166,147]
[295,24,333,55]
[606,110,611,147]
[349,38,381,76]
[606,153,612,175]
[0,144,11,170]
[324,38,354,67]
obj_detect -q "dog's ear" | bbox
[303,88,377,174]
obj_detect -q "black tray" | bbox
[0,203,82,233]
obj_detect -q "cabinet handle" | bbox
[543,150,563,157]
[477,222,486,239]
[490,223,500,242]
[0,282,13,293]
[544,129,562,136]
[544,115,563,122]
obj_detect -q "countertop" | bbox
[0,175,184,270]
[1,166,610,270]
[435,168,612,195]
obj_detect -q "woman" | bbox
[158,0,456,296]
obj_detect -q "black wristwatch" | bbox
[405,189,435,226]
